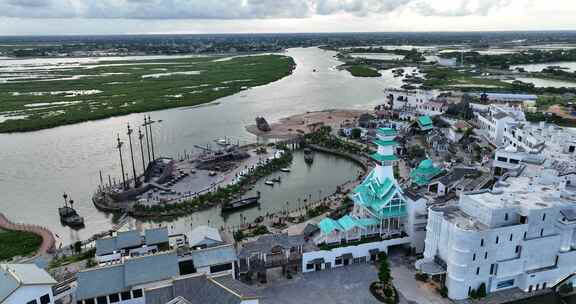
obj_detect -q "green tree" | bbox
[351,128,362,139]
[74,241,82,254]
[477,283,487,298]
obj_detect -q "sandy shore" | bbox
[246,109,367,139]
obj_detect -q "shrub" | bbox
[477,283,487,298]
[438,286,448,298]
[414,272,429,282]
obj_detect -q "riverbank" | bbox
[0,54,295,133]
[246,109,365,139]
[0,213,55,261]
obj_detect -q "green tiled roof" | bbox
[356,217,380,226]
[373,139,399,147]
[370,153,398,162]
[410,159,443,186]
[417,116,433,130]
[377,128,397,136]
[337,215,363,231]
[318,218,343,235]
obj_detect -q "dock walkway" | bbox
[0,213,56,256]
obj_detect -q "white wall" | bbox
[302,237,411,273]
[5,285,54,304]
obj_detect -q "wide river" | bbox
[0,47,410,245]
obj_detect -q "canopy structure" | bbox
[417,116,433,131]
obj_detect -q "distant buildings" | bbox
[0,263,57,304]
[385,90,447,119]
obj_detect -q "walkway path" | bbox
[0,213,56,257]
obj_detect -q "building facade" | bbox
[417,174,576,300]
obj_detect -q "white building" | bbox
[417,174,576,300]
[95,228,170,264]
[0,263,57,304]
[75,251,180,304]
[474,104,523,147]
[385,90,447,119]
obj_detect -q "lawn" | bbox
[0,230,42,261]
[345,65,382,77]
[0,54,295,133]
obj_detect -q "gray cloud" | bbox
[412,0,513,17]
[0,0,516,19]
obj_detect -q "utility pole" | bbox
[127,123,139,188]
[138,127,146,174]
[143,116,152,166]
[116,134,127,190]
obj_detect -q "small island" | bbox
[345,64,382,77]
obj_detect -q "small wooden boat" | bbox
[280,168,291,172]
[265,180,275,186]
[58,193,85,229]
[221,196,260,213]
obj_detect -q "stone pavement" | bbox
[255,264,380,304]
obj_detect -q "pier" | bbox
[0,212,56,257]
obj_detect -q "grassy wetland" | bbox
[0,54,295,133]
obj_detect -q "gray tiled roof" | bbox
[165,296,192,304]
[238,234,304,258]
[117,230,142,248]
[145,228,169,246]
[76,251,179,300]
[190,245,237,268]
[188,226,223,248]
[95,237,118,256]
[0,265,19,303]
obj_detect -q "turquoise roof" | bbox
[417,116,433,130]
[318,218,343,235]
[356,217,380,226]
[352,170,408,220]
[377,128,397,136]
[370,153,398,162]
[337,215,363,231]
[410,159,443,186]
[373,139,399,147]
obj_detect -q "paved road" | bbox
[256,264,380,304]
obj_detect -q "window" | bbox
[40,294,51,304]
[542,214,546,221]
[335,257,343,265]
[306,263,314,270]
[473,253,476,261]
[496,236,499,244]
[515,246,521,254]
[85,299,95,304]
[108,294,120,303]
[132,289,143,298]
[524,232,527,239]
[505,213,509,221]
[543,283,547,289]
[497,279,515,289]
[509,234,513,241]
[509,159,520,164]
[26,301,38,304]
[476,267,480,275]
[210,263,233,273]
[520,216,527,224]
[540,229,544,237]
[485,252,488,259]
[120,291,132,301]
[481,239,484,247]
[497,157,507,162]
[490,264,495,275]
[96,296,107,304]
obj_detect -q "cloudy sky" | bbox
[0,0,575,35]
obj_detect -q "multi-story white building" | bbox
[417,173,576,300]
[474,104,524,147]
[0,263,57,304]
[385,90,447,119]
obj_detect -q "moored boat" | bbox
[221,195,260,213]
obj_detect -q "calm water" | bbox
[0,47,401,245]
